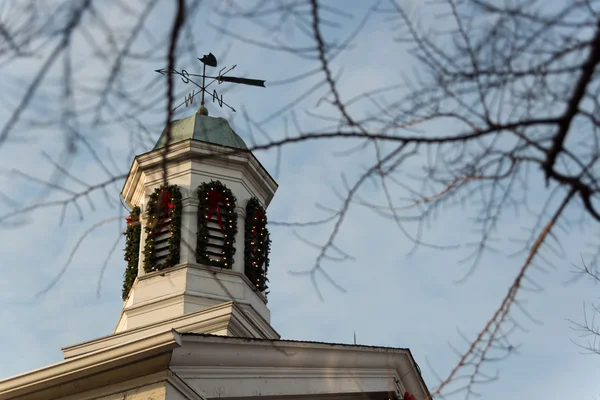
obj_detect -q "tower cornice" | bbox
[121,138,277,209]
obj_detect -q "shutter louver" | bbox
[143,185,182,273]
[196,180,238,269]
[152,217,172,266]
[205,208,226,262]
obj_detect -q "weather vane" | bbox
[155,52,266,114]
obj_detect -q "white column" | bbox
[233,206,246,274]
[180,196,199,264]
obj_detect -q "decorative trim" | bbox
[68,301,274,359]
[235,303,278,338]
[196,180,237,269]
[0,331,182,399]
[169,366,403,400]
[244,197,271,293]
[143,185,182,273]
[122,206,142,300]
[127,140,277,207]
[172,366,400,380]
[167,369,207,400]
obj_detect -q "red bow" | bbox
[126,216,133,224]
[403,392,416,400]
[207,190,225,233]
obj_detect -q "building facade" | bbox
[0,107,430,400]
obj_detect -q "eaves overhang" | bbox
[0,330,182,400]
[0,330,429,400]
[172,333,430,399]
[62,300,279,360]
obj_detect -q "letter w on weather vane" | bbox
[155,52,266,113]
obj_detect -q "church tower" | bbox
[0,54,430,400]
[115,105,279,340]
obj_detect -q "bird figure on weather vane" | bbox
[155,52,266,114]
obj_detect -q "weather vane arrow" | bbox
[155,52,266,113]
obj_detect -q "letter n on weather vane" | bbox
[155,52,266,113]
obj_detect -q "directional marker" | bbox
[155,52,266,113]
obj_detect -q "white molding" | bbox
[0,330,181,400]
[114,262,270,332]
[166,370,207,400]
[135,139,277,206]
[64,302,278,361]
[169,365,401,399]
[65,303,236,358]
[236,303,278,337]
[172,366,399,380]
[218,393,396,400]
[164,336,418,399]
[181,196,199,206]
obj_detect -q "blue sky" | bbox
[0,0,599,398]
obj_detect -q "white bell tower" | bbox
[114,107,279,340]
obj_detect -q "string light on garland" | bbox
[122,206,141,300]
[244,197,271,294]
[196,180,237,268]
[142,185,182,273]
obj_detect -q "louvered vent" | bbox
[196,180,238,269]
[152,216,172,266]
[143,184,182,273]
[205,209,227,263]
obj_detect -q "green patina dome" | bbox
[153,112,248,151]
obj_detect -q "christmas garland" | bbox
[244,197,271,293]
[122,206,141,300]
[143,185,182,273]
[403,392,416,400]
[196,180,237,268]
